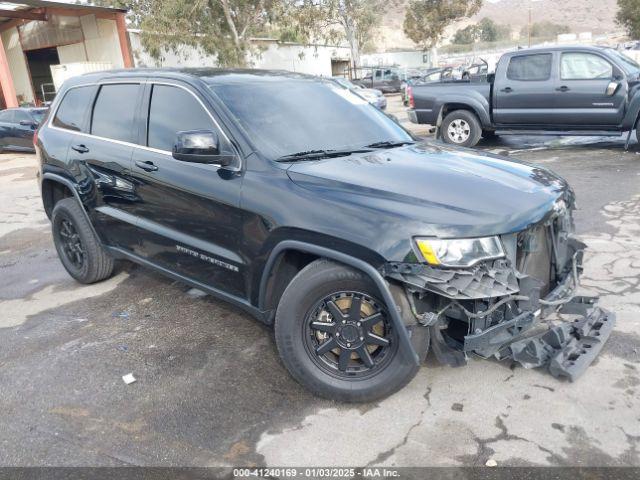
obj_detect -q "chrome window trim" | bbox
[47,79,241,170]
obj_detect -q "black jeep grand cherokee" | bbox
[36,69,614,402]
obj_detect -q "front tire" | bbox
[274,259,419,402]
[441,110,482,147]
[51,197,114,284]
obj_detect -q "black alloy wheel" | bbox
[57,218,85,269]
[304,291,396,378]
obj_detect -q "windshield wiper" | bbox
[364,140,415,149]
[276,148,373,162]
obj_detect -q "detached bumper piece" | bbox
[509,296,616,381]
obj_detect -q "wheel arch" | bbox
[41,174,78,219]
[258,240,419,366]
[40,173,101,241]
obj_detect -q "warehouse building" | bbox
[0,0,131,108]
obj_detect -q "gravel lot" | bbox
[1,94,639,468]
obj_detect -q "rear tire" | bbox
[51,197,114,284]
[274,259,419,402]
[441,110,482,147]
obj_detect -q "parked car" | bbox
[0,107,47,152]
[331,77,387,110]
[37,69,613,402]
[401,68,448,106]
[353,67,402,93]
[461,59,489,81]
[408,45,640,147]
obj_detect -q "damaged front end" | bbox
[385,199,615,381]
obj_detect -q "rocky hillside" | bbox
[377,0,621,50]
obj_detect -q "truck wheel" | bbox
[442,110,482,147]
[274,259,419,402]
[51,197,114,284]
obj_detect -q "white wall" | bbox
[1,27,33,103]
[361,50,434,69]
[128,31,350,76]
[251,43,349,76]
[56,16,123,68]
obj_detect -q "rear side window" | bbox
[507,54,552,81]
[0,110,14,122]
[147,84,215,152]
[52,86,94,131]
[561,53,613,80]
[91,84,140,143]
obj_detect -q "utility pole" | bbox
[528,5,532,47]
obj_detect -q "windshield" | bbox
[609,49,640,74]
[332,77,356,89]
[31,109,47,124]
[210,79,412,160]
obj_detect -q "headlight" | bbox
[415,236,505,267]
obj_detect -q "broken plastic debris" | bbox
[485,459,497,467]
[113,311,129,319]
[122,373,136,384]
[187,288,207,298]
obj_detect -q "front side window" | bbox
[210,79,412,160]
[14,110,31,123]
[561,53,613,80]
[147,85,216,152]
[91,84,140,143]
[507,54,552,81]
[52,86,94,131]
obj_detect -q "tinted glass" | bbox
[53,86,93,131]
[561,53,613,80]
[507,54,552,81]
[0,110,14,122]
[608,49,640,74]
[13,110,31,123]
[30,109,47,124]
[210,79,412,160]
[91,84,140,142]
[147,85,215,152]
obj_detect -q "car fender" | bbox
[259,240,420,366]
[436,92,492,128]
[622,91,640,130]
[40,172,103,242]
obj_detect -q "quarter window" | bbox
[147,85,215,152]
[52,86,94,131]
[91,84,140,143]
[561,53,613,80]
[507,54,552,81]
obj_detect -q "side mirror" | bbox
[172,130,232,166]
[606,81,620,96]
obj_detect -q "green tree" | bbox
[452,24,479,44]
[521,21,569,39]
[476,17,509,42]
[617,0,640,39]
[94,0,293,67]
[403,0,483,49]
[290,1,387,69]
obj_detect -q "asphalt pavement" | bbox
[0,95,639,467]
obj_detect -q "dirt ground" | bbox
[1,94,639,467]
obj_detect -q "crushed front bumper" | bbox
[509,297,615,381]
[386,234,615,381]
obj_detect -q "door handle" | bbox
[500,87,513,93]
[71,144,89,154]
[556,86,570,92]
[135,160,158,172]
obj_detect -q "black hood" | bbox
[286,142,572,238]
